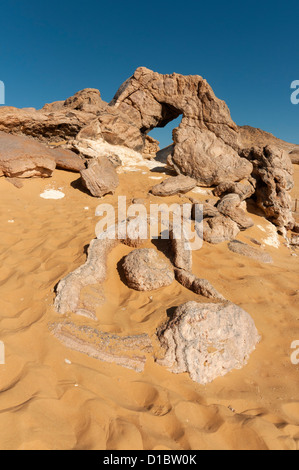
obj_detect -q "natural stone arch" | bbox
[110,67,253,187]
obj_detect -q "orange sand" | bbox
[0,164,298,450]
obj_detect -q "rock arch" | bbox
[110,67,252,186]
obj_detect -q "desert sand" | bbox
[0,159,298,451]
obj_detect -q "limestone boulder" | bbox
[80,156,119,197]
[157,301,260,385]
[122,248,174,291]
[203,215,240,244]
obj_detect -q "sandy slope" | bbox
[0,162,298,451]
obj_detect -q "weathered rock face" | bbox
[213,179,256,201]
[241,145,295,229]
[228,240,273,263]
[157,301,260,385]
[110,67,253,186]
[0,89,108,144]
[73,113,144,154]
[169,126,253,186]
[192,200,220,219]
[142,135,160,159]
[217,193,254,230]
[63,88,106,114]
[150,175,197,197]
[80,156,119,197]
[0,131,56,177]
[122,248,174,291]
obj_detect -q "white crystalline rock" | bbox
[40,189,65,200]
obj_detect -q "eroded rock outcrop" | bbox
[239,125,299,156]
[241,145,295,229]
[0,131,56,177]
[213,179,256,201]
[216,193,254,230]
[174,269,225,301]
[142,135,160,159]
[156,301,260,384]
[0,89,107,143]
[110,67,253,186]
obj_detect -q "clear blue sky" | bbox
[0,0,298,148]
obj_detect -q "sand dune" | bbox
[0,164,298,450]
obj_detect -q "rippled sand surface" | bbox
[0,165,298,450]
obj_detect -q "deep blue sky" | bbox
[0,0,298,148]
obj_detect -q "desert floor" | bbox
[0,162,298,450]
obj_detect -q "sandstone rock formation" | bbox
[110,67,253,186]
[156,144,174,164]
[51,321,153,372]
[122,248,174,291]
[228,240,273,263]
[80,156,119,197]
[289,150,299,165]
[0,131,56,177]
[156,301,260,384]
[150,175,197,197]
[0,67,295,234]
[0,89,106,143]
[241,145,294,229]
